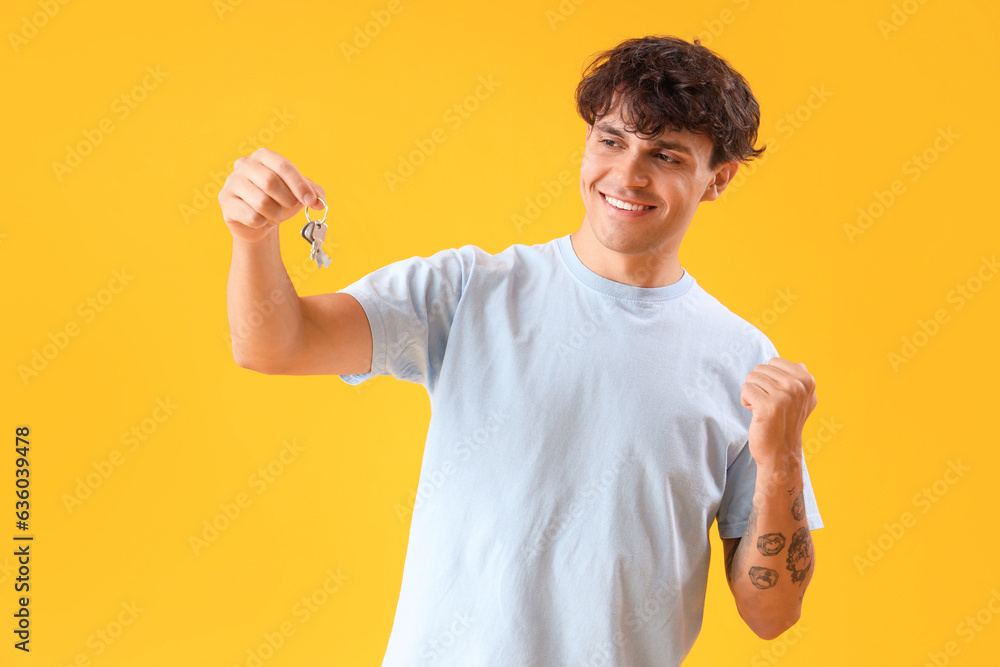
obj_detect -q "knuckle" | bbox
[244,209,266,228]
[259,170,281,192]
[247,190,270,214]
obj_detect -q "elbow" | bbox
[748,609,801,641]
[736,595,804,640]
[232,351,282,375]
[746,548,816,640]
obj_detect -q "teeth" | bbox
[604,194,652,211]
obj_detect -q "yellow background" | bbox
[3,0,999,664]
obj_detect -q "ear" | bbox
[700,160,739,202]
[585,124,593,141]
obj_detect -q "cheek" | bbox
[668,181,701,210]
[579,155,599,196]
[579,162,591,200]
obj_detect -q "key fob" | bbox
[300,221,315,242]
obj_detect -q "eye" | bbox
[599,138,619,148]
[657,153,679,164]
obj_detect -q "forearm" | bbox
[726,454,815,639]
[226,228,305,372]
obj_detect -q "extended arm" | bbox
[220,148,372,376]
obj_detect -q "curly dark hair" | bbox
[575,35,765,169]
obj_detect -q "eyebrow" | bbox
[594,121,695,156]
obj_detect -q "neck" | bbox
[569,219,685,288]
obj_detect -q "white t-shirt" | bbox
[337,234,823,666]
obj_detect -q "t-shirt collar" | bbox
[556,234,695,302]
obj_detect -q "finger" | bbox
[746,362,786,389]
[305,178,327,208]
[763,357,801,374]
[253,148,318,207]
[221,191,278,230]
[235,157,301,211]
[755,368,812,401]
[743,371,778,396]
[230,178,299,225]
[740,381,768,410]
[757,358,815,392]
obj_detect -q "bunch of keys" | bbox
[300,197,332,269]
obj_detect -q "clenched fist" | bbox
[740,357,818,469]
[218,147,327,244]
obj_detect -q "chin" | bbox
[592,216,659,255]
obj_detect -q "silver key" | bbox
[300,197,332,269]
[309,223,332,269]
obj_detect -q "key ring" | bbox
[304,197,328,224]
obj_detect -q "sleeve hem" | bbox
[336,287,386,385]
[717,512,824,540]
[718,521,748,540]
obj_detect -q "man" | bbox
[220,35,823,666]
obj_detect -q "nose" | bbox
[614,150,650,189]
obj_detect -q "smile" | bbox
[601,192,656,212]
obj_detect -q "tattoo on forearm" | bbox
[748,566,778,589]
[786,526,813,585]
[756,532,786,556]
[791,489,805,521]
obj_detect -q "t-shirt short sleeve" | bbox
[335,246,469,392]
[717,441,824,538]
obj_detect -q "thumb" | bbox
[304,179,326,209]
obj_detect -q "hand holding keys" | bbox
[300,198,332,269]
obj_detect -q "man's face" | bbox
[578,106,737,260]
